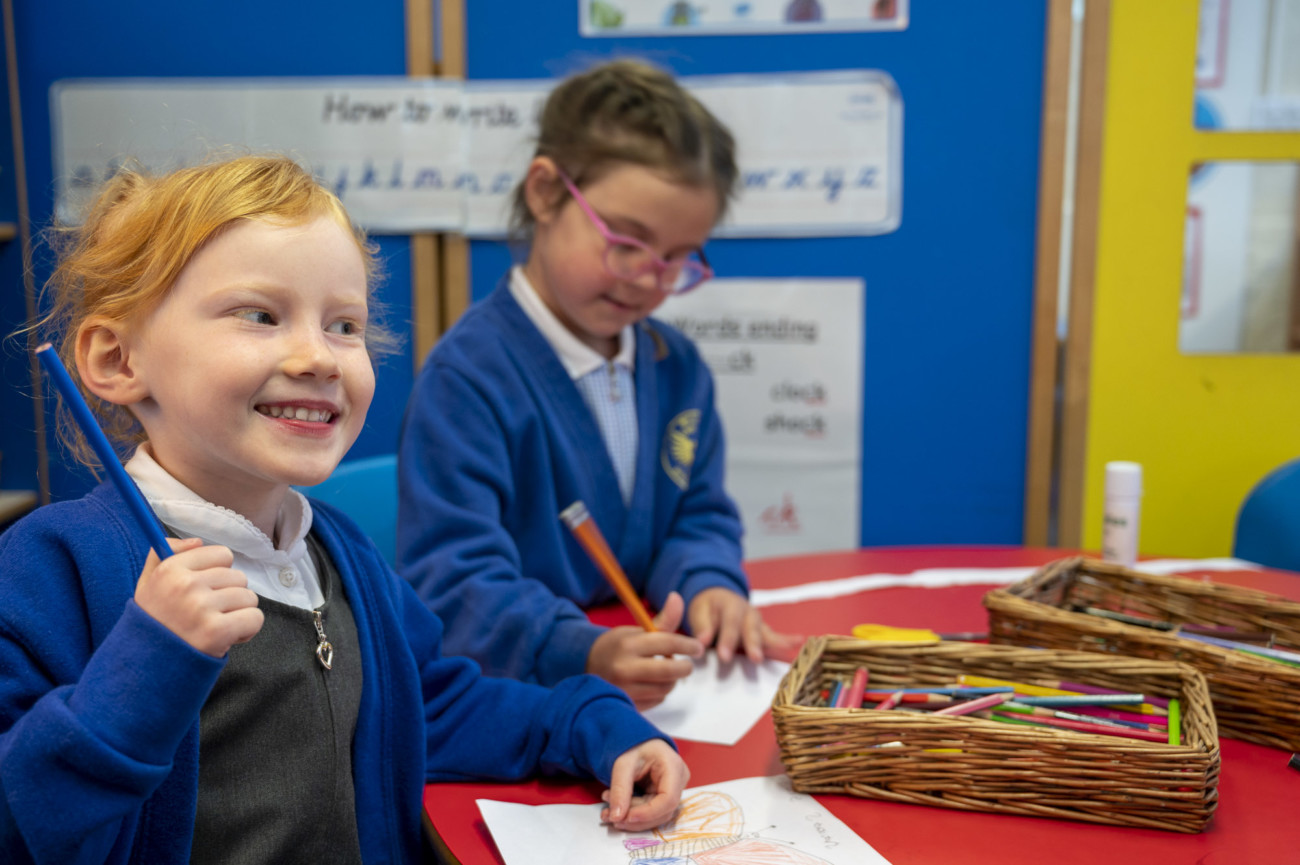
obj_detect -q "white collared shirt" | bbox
[509,266,635,377]
[510,267,640,503]
[125,446,324,609]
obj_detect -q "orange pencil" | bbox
[560,501,657,632]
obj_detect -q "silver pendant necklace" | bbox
[312,609,334,670]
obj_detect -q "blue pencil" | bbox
[1015,694,1147,707]
[36,343,172,559]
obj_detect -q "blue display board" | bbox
[464,8,1047,545]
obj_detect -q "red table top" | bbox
[424,547,1300,865]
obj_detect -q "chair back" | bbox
[1233,458,1300,573]
[298,454,398,568]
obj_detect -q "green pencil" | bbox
[1166,698,1181,746]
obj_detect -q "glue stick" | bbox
[1101,461,1142,567]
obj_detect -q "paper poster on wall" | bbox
[51,79,468,231]
[52,71,901,238]
[657,278,862,559]
[582,0,907,36]
[1195,0,1300,130]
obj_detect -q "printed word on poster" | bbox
[658,278,863,559]
[582,0,908,36]
[52,71,900,238]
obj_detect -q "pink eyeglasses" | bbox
[558,169,714,295]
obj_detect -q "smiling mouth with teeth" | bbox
[256,405,335,423]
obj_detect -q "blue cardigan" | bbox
[0,483,668,864]
[397,283,748,686]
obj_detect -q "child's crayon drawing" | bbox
[477,775,891,865]
[623,789,834,864]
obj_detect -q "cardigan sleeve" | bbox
[0,515,223,865]
[642,353,750,617]
[397,360,604,685]
[393,577,671,785]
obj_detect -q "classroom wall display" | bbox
[581,0,908,36]
[658,278,863,559]
[1082,1,1300,557]
[1195,0,1300,130]
[1180,161,1300,354]
[51,71,900,238]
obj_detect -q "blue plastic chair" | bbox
[1233,458,1300,573]
[298,454,399,569]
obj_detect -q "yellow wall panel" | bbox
[1083,0,1300,557]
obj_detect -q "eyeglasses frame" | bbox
[555,168,714,295]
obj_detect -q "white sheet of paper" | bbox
[639,653,789,746]
[477,774,892,865]
[749,558,1262,609]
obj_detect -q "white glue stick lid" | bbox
[1105,461,1142,498]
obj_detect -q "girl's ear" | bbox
[76,318,148,406]
[523,156,566,225]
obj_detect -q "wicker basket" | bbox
[985,556,1300,751]
[772,637,1219,833]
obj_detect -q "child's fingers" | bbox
[604,741,689,831]
[763,625,807,663]
[628,631,703,661]
[687,597,718,648]
[224,606,266,646]
[712,602,747,664]
[615,786,680,831]
[742,607,766,663]
[651,591,685,633]
[602,750,637,824]
[620,652,695,684]
[210,585,260,614]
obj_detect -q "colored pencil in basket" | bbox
[841,667,869,708]
[999,701,1151,730]
[871,690,907,711]
[1166,699,1181,746]
[861,692,956,707]
[931,691,1015,716]
[1176,631,1300,665]
[1052,680,1171,710]
[1014,694,1150,708]
[958,674,1167,713]
[985,712,1169,742]
[862,686,1009,698]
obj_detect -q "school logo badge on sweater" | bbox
[661,409,700,490]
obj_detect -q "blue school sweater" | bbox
[0,482,667,865]
[397,282,748,686]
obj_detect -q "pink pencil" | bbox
[840,667,869,709]
[932,691,1015,716]
[871,690,906,711]
[991,712,1169,742]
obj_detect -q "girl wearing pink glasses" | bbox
[397,59,798,709]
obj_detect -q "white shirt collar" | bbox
[124,445,313,568]
[509,266,635,380]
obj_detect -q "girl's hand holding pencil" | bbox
[600,738,689,832]
[586,591,704,710]
[135,537,264,658]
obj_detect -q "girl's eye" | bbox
[235,309,276,325]
[326,319,363,337]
